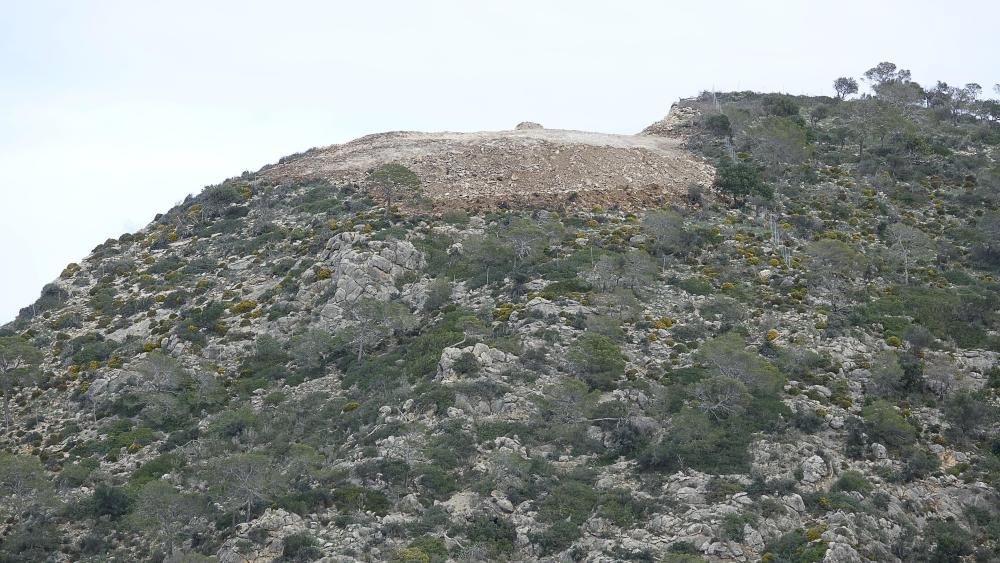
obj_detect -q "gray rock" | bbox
[783,494,806,513]
[801,455,828,484]
[871,443,888,460]
[824,541,862,563]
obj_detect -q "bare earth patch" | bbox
[259,115,714,212]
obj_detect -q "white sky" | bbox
[1,0,997,323]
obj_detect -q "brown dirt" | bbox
[258,111,713,212]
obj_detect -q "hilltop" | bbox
[258,116,713,211]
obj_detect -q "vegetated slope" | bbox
[258,119,714,211]
[2,65,1000,563]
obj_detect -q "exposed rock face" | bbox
[437,342,517,381]
[641,103,701,137]
[308,232,424,329]
[259,125,713,211]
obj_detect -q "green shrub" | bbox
[129,453,182,487]
[423,278,453,312]
[280,532,322,562]
[451,352,479,376]
[200,183,245,208]
[476,421,531,443]
[851,287,994,348]
[862,400,916,449]
[240,334,290,381]
[148,256,185,274]
[416,466,458,500]
[597,488,651,528]
[537,479,600,525]
[676,276,714,295]
[425,423,476,470]
[465,514,516,557]
[531,519,580,556]
[567,333,625,391]
[0,520,62,561]
[896,447,940,482]
[441,210,470,226]
[721,512,758,541]
[410,382,456,415]
[705,476,745,503]
[332,485,390,515]
[704,114,732,137]
[762,94,801,117]
[663,541,707,562]
[404,535,448,563]
[209,407,258,438]
[761,529,827,562]
[792,409,825,433]
[638,409,751,474]
[67,333,119,365]
[713,160,771,206]
[58,458,97,487]
[92,484,131,519]
[831,470,871,494]
[923,519,973,562]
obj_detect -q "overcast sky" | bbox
[1,0,997,323]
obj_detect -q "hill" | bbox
[2,63,1000,562]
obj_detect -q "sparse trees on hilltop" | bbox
[863,61,911,88]
[833,77,859,100]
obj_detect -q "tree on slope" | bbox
[0,337,41,431]
[346,298,415,362]
[713,160,771,206]
[368,163,421,217]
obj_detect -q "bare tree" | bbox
[924,356,958,400]
[806,239,863,306]
[887,223,934,284]
[346,298,415,362]
[692,376,750,420]
[867,351,905,398]
[583,250,655,294]
[210,453,282,526]
[0,453,54,522]
[290,330,336,375]
[642,209,686,266]
[128,481,207,556]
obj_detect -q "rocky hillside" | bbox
[2,64,1000,563]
